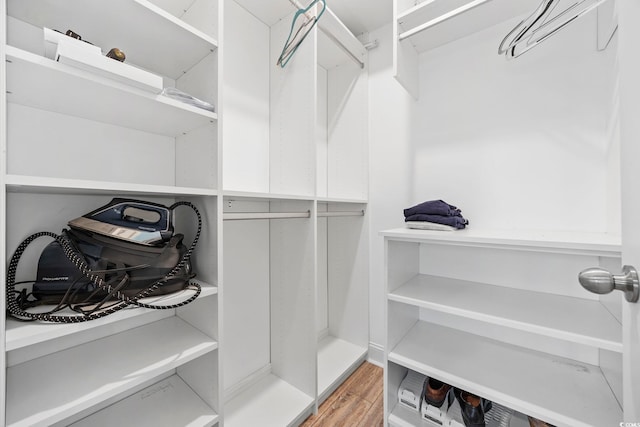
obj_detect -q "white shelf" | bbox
[6,281,218,355]
[224,373,314,427]
[317,197,368,204]
[397,0,539,53]
[380,227,621,256]
[5,174,218,197]
[317,335,367,401]
[6,316,218,427]
[389,402,531,427]
[71,374,219,427]
[317,7,367,68]
[388,403,425,427]
[389,321,622,427]
[223,190,315,202]
[389,274,622,352]
[7,0,218,79]
[5,46,217,137]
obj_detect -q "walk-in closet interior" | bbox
[2,0,640,425]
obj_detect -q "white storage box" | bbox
[44,28,101,60]
[44,27,163,93]
[56,41,163,93]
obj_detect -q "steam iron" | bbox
[68,198,173,246]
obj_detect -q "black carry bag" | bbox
[6,199,202,323]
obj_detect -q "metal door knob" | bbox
[578,265,639,302]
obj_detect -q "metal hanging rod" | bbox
[317,210,365,217]
[223,211,311,221]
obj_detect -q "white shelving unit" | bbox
[2,0,221,425]
[221,0,369,424]
[382,228,623,427]
[2,0,370,424]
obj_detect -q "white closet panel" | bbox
[222,0,270,193]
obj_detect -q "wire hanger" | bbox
[277,0,327,68]
[499,0,612,59]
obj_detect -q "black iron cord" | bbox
[6,201,203,323]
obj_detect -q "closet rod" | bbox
[288,0,366,68]
[223,211,311,221]
[317,210,365,217]
[398,0,491,42]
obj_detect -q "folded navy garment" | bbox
[405,214,468,229]
[404,200,461,218]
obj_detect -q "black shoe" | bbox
[454,389,491,427]
[424,378,452,408]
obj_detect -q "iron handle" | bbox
[578,265,639,303]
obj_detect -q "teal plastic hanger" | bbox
[277,0,327,68]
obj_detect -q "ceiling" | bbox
[233,0,393,36]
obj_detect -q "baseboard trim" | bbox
[367,342,384,367]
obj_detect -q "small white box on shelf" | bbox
[55,41,163,93]
[398,370,427,412]
[43,28,101,60]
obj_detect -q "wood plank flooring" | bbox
[300,362,383,427]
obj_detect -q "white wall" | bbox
[367,23,415,365]
[410,13,619,232]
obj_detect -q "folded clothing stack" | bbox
[404,200,468,231]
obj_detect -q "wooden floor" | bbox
[301,362,384,427]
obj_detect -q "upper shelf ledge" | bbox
[396,0,540,53]
[7,0,218,79]
[380,227,621,256]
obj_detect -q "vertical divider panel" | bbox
[269,15,316,197]
[393,0,419,99]
[270,200,317,399]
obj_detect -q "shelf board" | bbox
[317,197,368,204]
[225,373,314,427]
[6,316,218,427]
[388,403,425,427]
[388,321,622,427]
[223,190,316,202]
[70,374,218,427]
[388,402,531,427]
[389,274,622,352]
[317,7,367,69]
[5,174,218,197]
[6,281,217,355]
[397,0,540,53]
[6,46,217,137]
[7,0,218,79]
[317,335,367,402]
[380,227,621,256]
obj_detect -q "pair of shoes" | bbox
[424,377,452,408]
[528,416,556,427]
[454,389,492,427]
